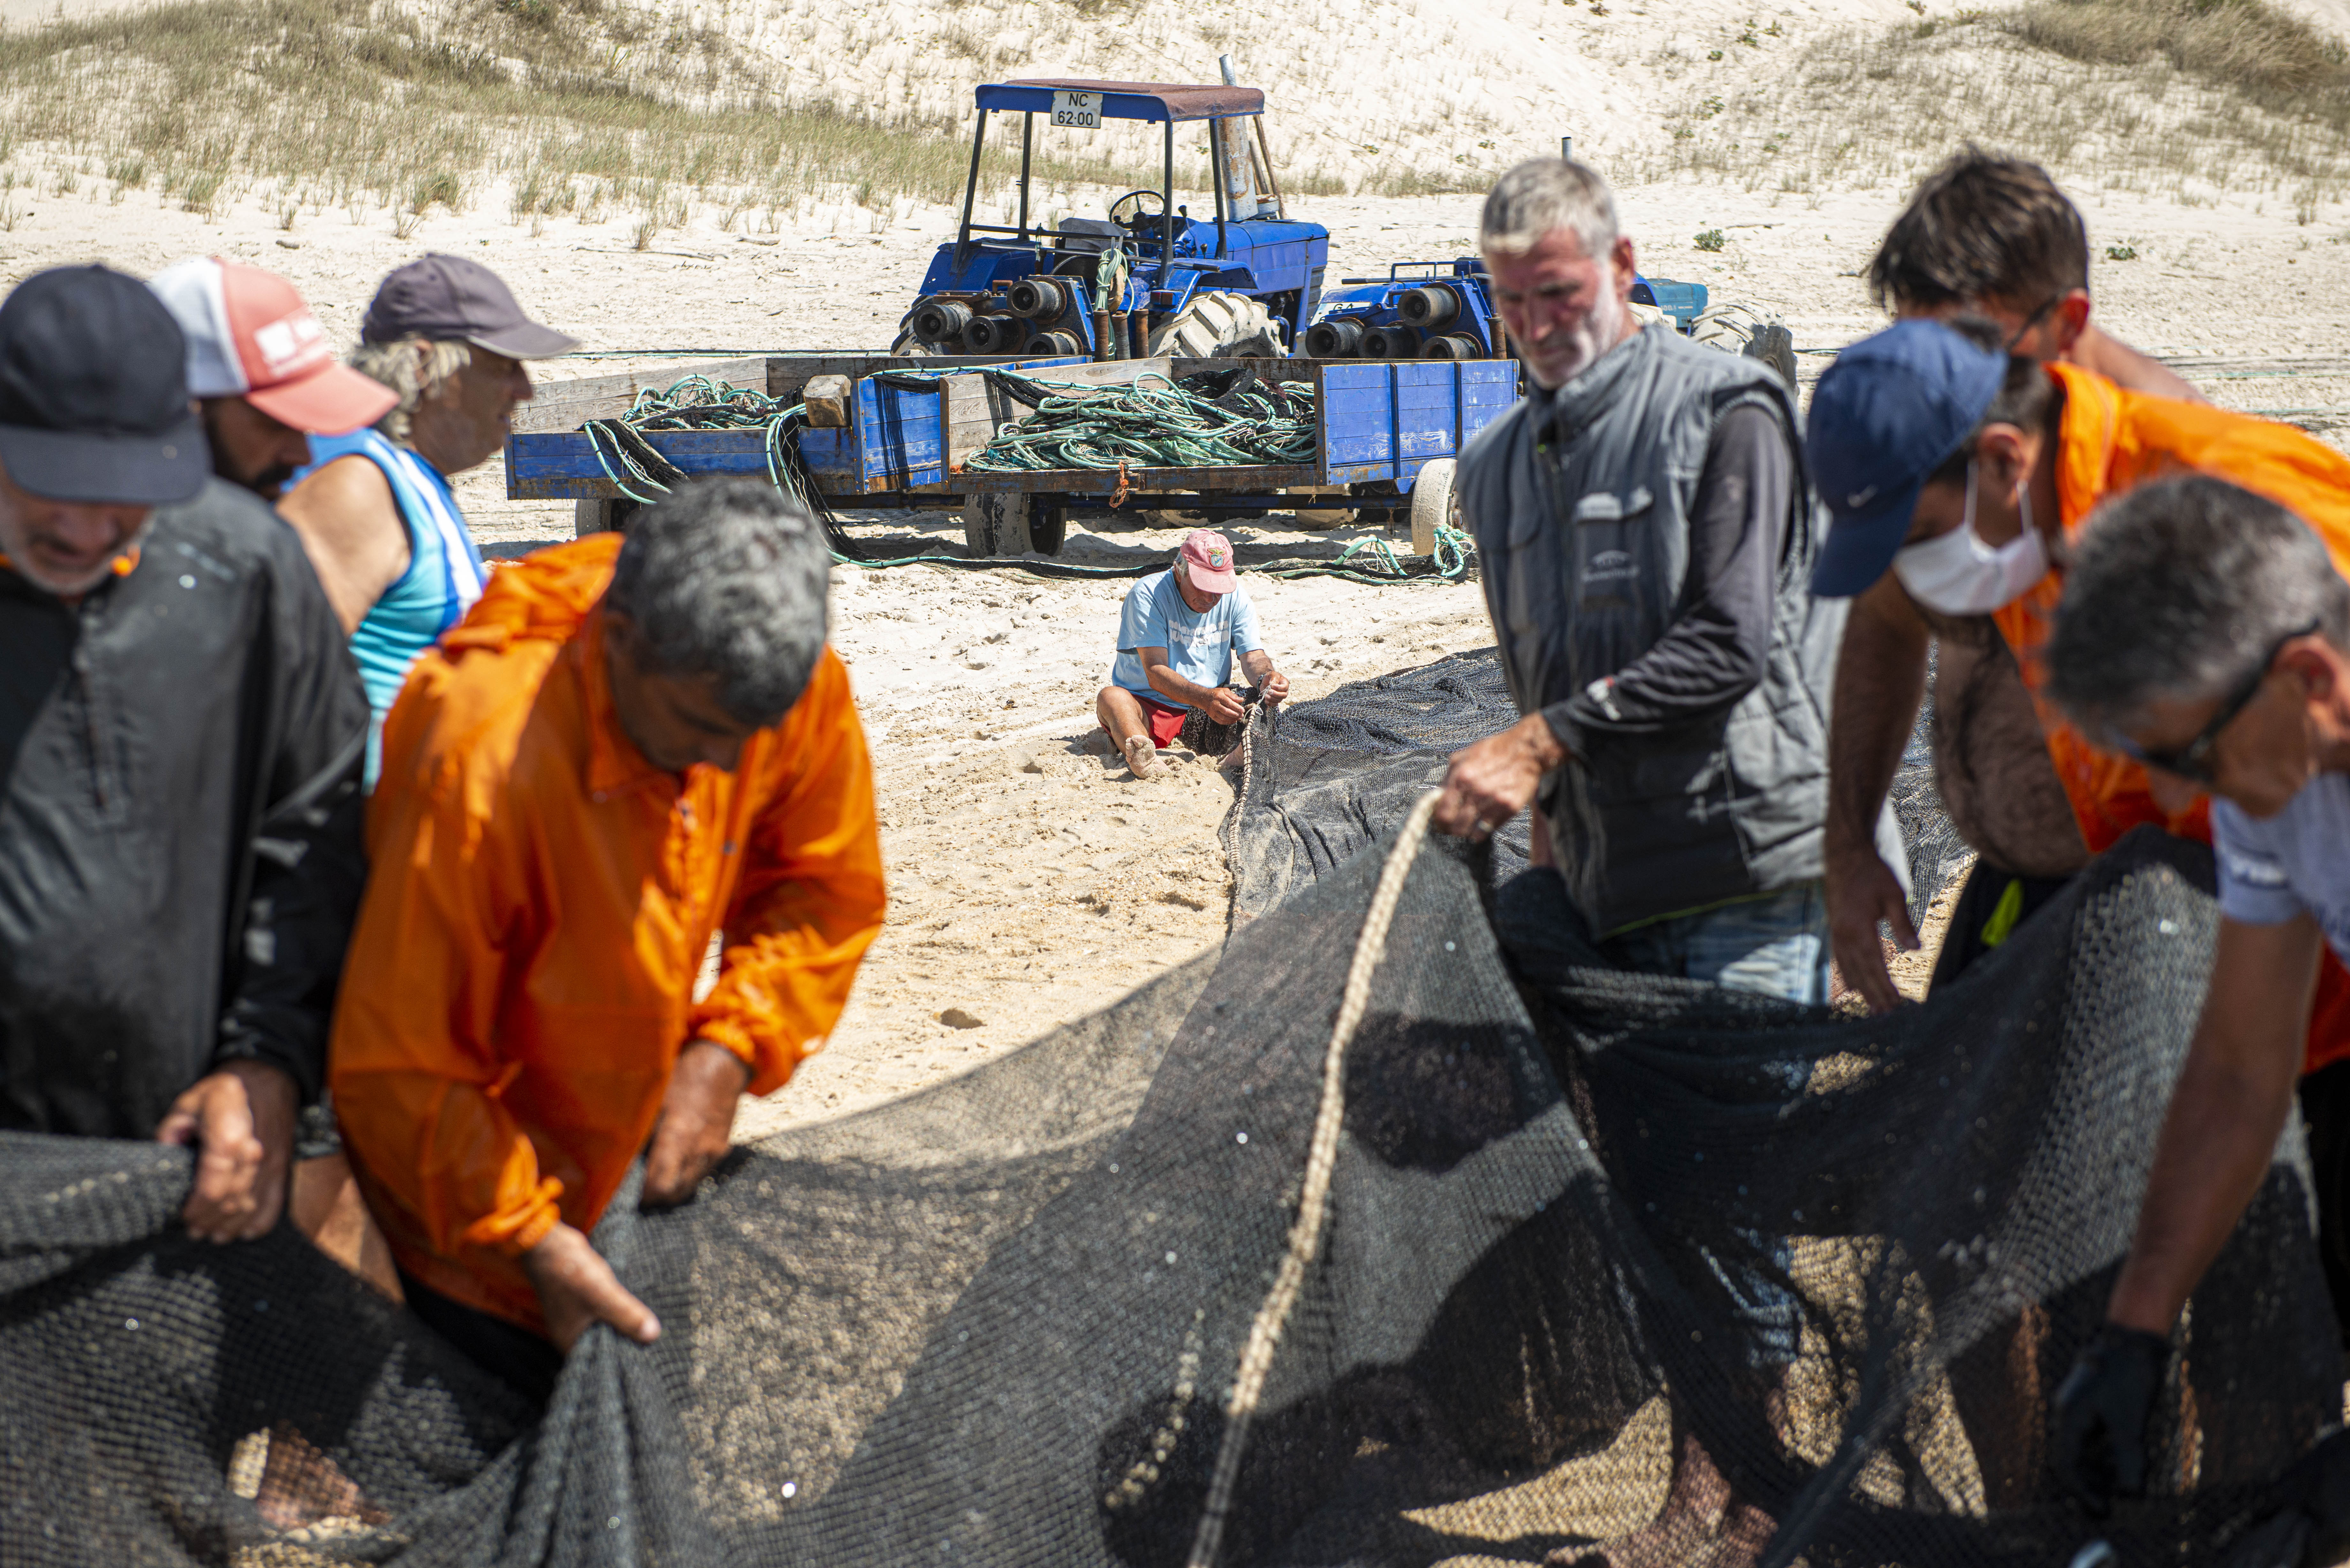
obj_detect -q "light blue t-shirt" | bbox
[1109,569,1263,709]
[292,429,489,787]
[2215,774,2350,962]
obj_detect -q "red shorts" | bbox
[1108,692,1190,749]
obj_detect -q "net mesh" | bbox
[3,653,2345,1568]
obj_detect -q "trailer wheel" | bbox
[1688,302,1797,388]
[1285,486,1355,528]
[1148,291,1283,358]
[1027,499,1066,556]
[575,498,641,537]
[1407,458,1459,557]
[961,492,1062,556]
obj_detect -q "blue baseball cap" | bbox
[0,266,206,506]
[1806,319,2008,597]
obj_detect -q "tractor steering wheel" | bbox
[1107,189,1167,230]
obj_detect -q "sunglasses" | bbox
[2111,620,2318,786]
[2006,295,2062,352]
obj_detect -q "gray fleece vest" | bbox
[1459,322,1845,934]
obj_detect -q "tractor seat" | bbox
[1053,216,1120,254]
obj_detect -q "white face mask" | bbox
[1891,461,2048,616]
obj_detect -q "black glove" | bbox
[2053,1321,2173,1517]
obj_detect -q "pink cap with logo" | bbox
[1179,528,1239,592]
[148,257,398,437]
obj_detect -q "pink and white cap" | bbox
[148,257,397,436]
[1179,528,1239,592]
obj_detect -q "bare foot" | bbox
[1543,1503,1720,1568]
[1686,1501,1776,1568]
[253,1425,386,1531]
[1544,1425,1744,1568]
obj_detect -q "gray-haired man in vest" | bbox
[1433,159,1848,1568]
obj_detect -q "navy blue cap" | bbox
[0,265,206,506]
[1806,319,2007,597]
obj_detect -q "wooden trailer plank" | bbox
[511,357,772,434]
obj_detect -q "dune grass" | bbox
[0,0,1192,235]
[1630,0,2350,222]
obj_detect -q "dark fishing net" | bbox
[1224,648,1966,927]
[4,662,2346,1568]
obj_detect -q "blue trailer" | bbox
[503,351,1518,558]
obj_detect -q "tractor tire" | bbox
[1147,291,1283,358]
[1688,302,1797,388]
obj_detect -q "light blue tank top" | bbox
[297,430,489,783]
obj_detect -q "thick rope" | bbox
[1183,788,1444,1568]
[964,369,1319,473]
[583,373,1476,584]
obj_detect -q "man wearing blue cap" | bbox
[1807,316,2350,1505]
[1807,317,2350,1022]
[0,265,369,1244]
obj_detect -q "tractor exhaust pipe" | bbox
[964,314,1022,353]
[1359,322,1422,360]
[1007,277,1069,319]
[1422,333,1484,359]
[912,299,972,350]
[1397,284,1460,329]
[1300,317,1363,358]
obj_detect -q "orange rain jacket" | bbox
[1993,361,2350,1070]
[330,535,886,1331]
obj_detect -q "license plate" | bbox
[1050,89,1101,130]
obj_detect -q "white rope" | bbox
[1184,788,1443,1568]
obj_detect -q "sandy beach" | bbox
[2,0,2346,1137]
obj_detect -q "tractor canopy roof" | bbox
[978,79,1263,122]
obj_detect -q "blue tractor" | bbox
[1301,259,1712,360]
[895,78,1331,360]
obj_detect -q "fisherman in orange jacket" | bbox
[1809,319,2350,1033]
[330,479,885,1403]
[1804,320,2350,1422]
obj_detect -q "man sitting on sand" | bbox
[1096,528,1289,779]
[330,480,886,1406]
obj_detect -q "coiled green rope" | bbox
[579,372,1475,584]
[965,370,1317,473]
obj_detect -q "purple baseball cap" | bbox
[360,253,579,359]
